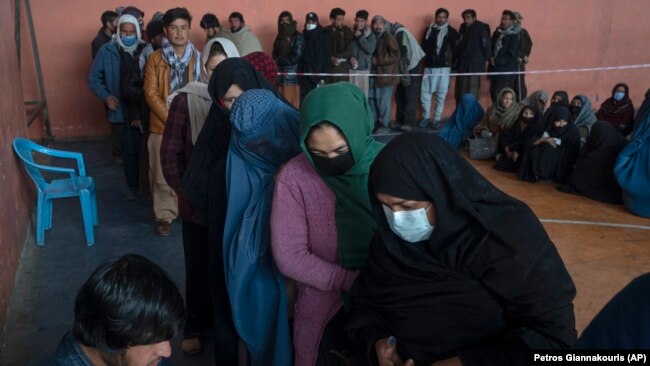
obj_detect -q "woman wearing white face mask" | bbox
[347,132,577,366]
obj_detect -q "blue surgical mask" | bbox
[613,91,625,102]
[121,35,137,47]
[383,204,434,243]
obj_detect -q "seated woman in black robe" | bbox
[558,121,626,204]
[596,83,635,137]
[518,107,581,183]
[541,90,569,128]
[346,132,577,366]
[494,105,545,173]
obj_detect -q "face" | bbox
[151,34,164,49]
[463,14,475,26]
[205,55,227,81]
[164,19,190,47]
[500,92,514,109]
[306,124,350,159]
[222,84,244,110]
[522,108,535,119]
[280,16,291,25]
[119,23,136,38]
[537,99,546,111]
[551,94,563,103]
[553,119,568,128]
[230,18,242,32]
[516,16,523,25]
[100,341,171,366]
[354,17,367,30]
[570,98,582,108]
[377,193,436,225]
[332,14,345,29]
[107,18,119,33]
[204,27,218,38]
[500,14,514,29]
[435,12,448,26]
[372,20,384,33]
[614,86,626,94]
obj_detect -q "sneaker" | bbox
[374,127,391,134]
[157,221,172,236]
[417,118,432,128]
[400,125,413,132]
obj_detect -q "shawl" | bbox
[299,82,384,268]
[161,37,201,92]
[114,14,142,56]
[572,95,597,131]
[596,83,635,136]
[425,22,448,55]
[228,25,263,56]
[521,90,549,114]
[489,87,520,129]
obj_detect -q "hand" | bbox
[332,57,339,66]
[484,60,490,71]
[349,57,359,67]
[546,138,557,148]
[512,151,519,162]
[533,137,545,145]
[524,55,530,64]
[375,338,414,366]
[130,120,141,128]
[104,95,120,111]
[431,356,463,366]
[489,57,495,66]
[354,29,362,38]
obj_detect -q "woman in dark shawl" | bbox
[518,107,581,183]
[597,83,635,137]
[558,121,626,204]
[180,57,286,364]
[223,89,301,365]
[494,105,545,173]
[569,95,597,145]
[541,90,569,128]
[346,132,577,366]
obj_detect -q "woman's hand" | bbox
[375,337,414,366]
[431,356,463,366]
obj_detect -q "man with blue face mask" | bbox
[89,14,146,201]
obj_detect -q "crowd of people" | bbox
[62,4,650,366]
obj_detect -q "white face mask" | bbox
[383,204,435,243]
[306,23,317,31]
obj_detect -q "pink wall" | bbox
[0,0,35,325]
[23,0,650,139]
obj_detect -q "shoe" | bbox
[417,118,432,128]
[181,337,202,356]
[432,120,441,129]
[157,221,172,236]
[400,125,413,132]
[374,127,391,134]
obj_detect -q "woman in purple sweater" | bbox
[271,82,383,366]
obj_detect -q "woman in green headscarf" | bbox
[271,82,383,366]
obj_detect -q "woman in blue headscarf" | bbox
[439,93,485,149]
[614,110,650,218]
[223,89,301,365]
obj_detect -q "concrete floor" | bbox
[0,136,649,365]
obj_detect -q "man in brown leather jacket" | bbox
[369,15,400,134]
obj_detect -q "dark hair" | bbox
[462,9,476,18]
[435,8,449,17]
[72,254,185,355]
[208,41,227,59]
[355,10,369,20]
[122,6,144,19]
[502,10,516,21]
[200,13,219,29]
[330,7,345,19]
[163,7,192,27]
[229,12,244,23]
[278,10,294,23]
[101,11,118,27]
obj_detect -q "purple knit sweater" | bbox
[271,153,359,366]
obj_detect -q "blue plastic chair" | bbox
[12,138,98,246]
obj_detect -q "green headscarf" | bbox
[300,82,384,268]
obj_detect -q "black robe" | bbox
[300,25,332,95]
[559,121,626,204]
[457,20,492,73]
[494,106,545,173]
[519,107,580,183]
[346,132,577,366]
[541,91,569,129]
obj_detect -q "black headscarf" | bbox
[347,132,576,365]
[501,105,545,153]
[542,90,569,128]
[560,121,626,204]
[547,106,576,138]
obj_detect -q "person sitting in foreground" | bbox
[346,132,577,366]
[473,87,520,152]
[48,254,184,366]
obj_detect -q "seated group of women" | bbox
[439,84,650,217]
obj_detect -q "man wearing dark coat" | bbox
[326,8,353,83]
[514,11,532,101]
[488,10,520,103]
[300,12,332,101]
[455,9,491,104]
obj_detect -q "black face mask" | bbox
[520,116,535,125]
[309,150,355,176]
[570,105,581,117]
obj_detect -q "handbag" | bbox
[468,132,498,160]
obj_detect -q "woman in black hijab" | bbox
[541,90,569,128]
[346,132,576,366]
[518,107,581,183]
[558,121,626,204]
[494,105,545,173]
[180,57,286,365]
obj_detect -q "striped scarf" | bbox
[161,38,201,92]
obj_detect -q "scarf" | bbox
[426,22,448,55]
[166,82,211,144]
[522,90,549,114]
[200,37,240,83]
[161,37,201,92]
[300,82,384,269]
[573,95,597,130]
[114,14,142,56]
[228,25,263,56]
[490,87,520,129]
[242,51,278,85]
[494,25,519,58]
